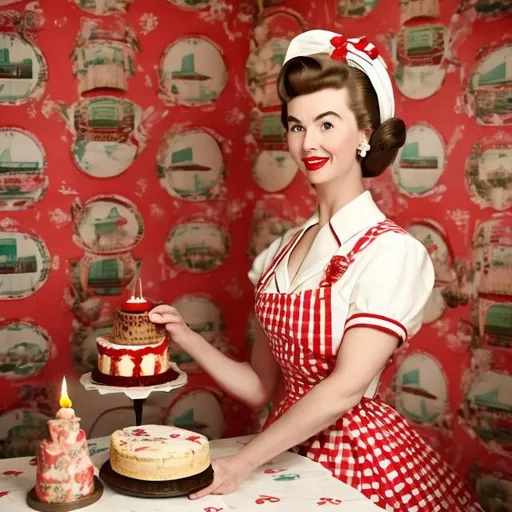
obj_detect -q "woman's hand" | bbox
[148,304,194,348]
[189,455,254,500]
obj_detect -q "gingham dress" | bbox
[254,219,483,512]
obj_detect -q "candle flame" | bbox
[59,377,72,408]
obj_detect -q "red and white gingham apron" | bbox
[255,221,483,512]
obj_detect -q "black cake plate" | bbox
[99,460,214,498]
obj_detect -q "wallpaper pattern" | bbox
[0,1,510,510]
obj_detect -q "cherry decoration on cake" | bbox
[121,278,151,313]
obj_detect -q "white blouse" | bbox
[249,191,435,398]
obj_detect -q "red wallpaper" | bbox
[0,1,511,509]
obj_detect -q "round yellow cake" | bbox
[110,425,210,481]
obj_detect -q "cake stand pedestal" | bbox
[79,363,187,426]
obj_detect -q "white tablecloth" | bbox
[0,435,384,511]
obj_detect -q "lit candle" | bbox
[122,278,150,312]
[56,377,75,420]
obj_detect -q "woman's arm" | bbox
[190,326,398,498]
[150,306,280,410]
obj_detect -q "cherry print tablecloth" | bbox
[0,434,384,511]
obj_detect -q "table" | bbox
[0,435,384,511]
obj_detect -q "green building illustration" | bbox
[400,142,438,168]
[168,147,211,171]
[172,54,210,81]
[93,207,127,236]
[0,147,40,173]
[478,56,512,87]
[474,389,512,412]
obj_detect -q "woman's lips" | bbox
[302,157,329,171]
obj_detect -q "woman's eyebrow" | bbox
[287,111,341,124]
[314,111,341,121]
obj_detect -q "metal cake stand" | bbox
[80,363,187,426]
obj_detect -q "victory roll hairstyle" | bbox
[277,54,406,178]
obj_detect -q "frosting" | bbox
[35,418,95,503]
[97,335,168,377]
[110,425,210,481]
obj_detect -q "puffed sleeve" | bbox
[248,235,287,287]
[344,233,435,345]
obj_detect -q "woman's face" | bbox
[286,87,365,186]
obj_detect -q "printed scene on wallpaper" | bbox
[0,0,511,510]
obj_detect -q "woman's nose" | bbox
[302,128,319,152]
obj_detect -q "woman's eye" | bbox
[322,121,334,130]
[290,125,304,133]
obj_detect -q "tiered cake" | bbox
[34,380,99,505]
[110,425,210,481]
[92,298,178,387]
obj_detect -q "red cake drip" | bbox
[97,338,167,377]
[91,367,179,387]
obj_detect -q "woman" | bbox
[150,30,483,512]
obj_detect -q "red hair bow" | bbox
[330,36,379,62]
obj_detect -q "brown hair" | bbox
[277,54,406,177]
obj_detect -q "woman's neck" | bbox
[313,172,366,227]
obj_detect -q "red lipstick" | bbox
[302,157,329,171]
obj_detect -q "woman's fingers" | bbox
[189,480,220,500]
[149,306,180,324]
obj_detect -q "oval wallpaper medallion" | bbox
[471,216,512,297]
[246,38,289,107]
[69,97,142,178]
[170,295,227,373]
[0,231,50,300]
[165,221,230,273]
[460,371,512,453]
[72,19,140,95]
[250,209,293,259]
[70,252,139,296]
[71,0,133,15]
[249,108,287,148]
[0,320,52,379]
[0,128,48,211]
[400,0,439,23]
[337,0,379,17]
[466,135,512,211]
[252,150,298,192]
[473,295,512,350]
[407,221,453,322]
[165,389,225,440]
[393,123,446,196]
[394,25,449,100]
[394,352,448,427]
[0,408,50,458]
[168,0,211,8]
[72,195,144,255]
[465,43,512,126]
[157,129,225,201]
[159,37,227,106]
[0,33,47,106]
[72,324,112,373]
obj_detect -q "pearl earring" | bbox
[358,141,371,158]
